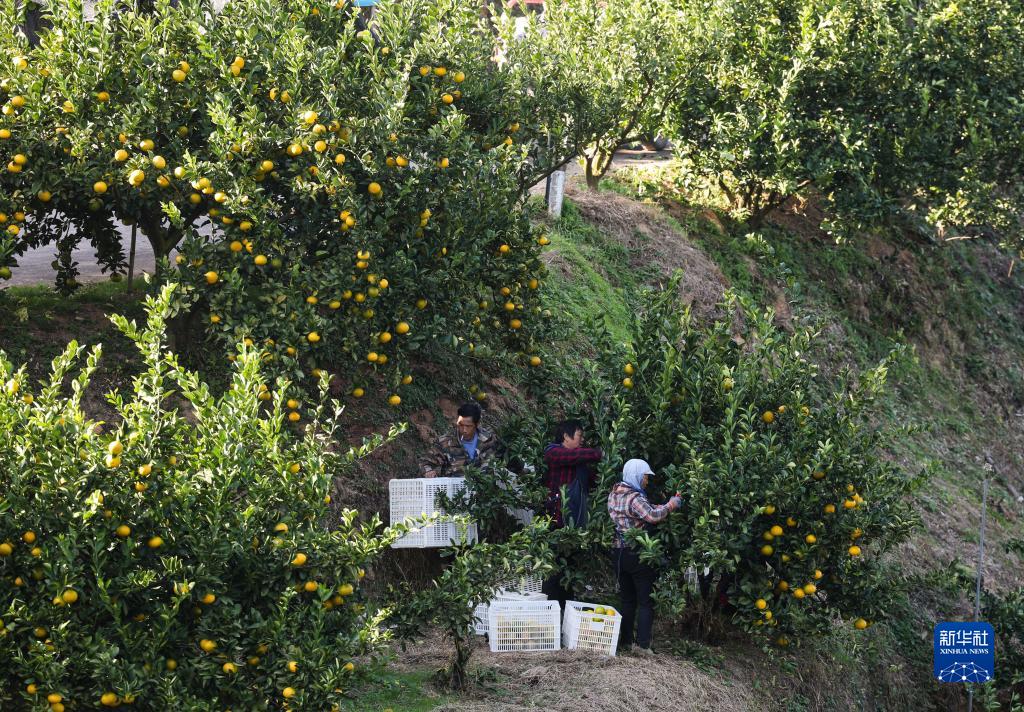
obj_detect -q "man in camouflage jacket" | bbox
[419,402,501,478]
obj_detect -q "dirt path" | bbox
[5,151,672,289]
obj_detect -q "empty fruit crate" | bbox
[562,600,622,656]
[488,599,561,652]
[497,574,543,597]
[473,590,548,636]
[389,477,478,548]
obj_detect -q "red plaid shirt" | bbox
[543,444,602,526]
[607,482,673,548]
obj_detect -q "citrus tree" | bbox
[522,278,924,645]
[0,0,550,396]
[666,0,1024,247]
[387,520,553,691]
[498,0,693,190]
[0,284,409,710]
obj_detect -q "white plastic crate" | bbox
[472,602,491,636]
[488,599,561,652]
[389,477,478,548]
[497,574,543,597]
[562,601,622,656]
[472,590,547,636]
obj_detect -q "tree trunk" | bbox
[584,148,613,191]
[438,633,472,691]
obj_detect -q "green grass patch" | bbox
[542,200,640,344]
[338,667,451,712]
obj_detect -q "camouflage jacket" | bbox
[418,427,501,478]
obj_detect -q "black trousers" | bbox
[541,572,573,611]
[614,547,657,649]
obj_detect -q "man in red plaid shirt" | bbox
[543,419,603,527]
[541,419,603,607]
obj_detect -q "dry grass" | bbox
[395,632,769,712]
[565,185,730,324]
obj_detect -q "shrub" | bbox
[0,284,406,710]
[525,278,924,644]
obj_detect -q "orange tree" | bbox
[500,0,694,190]
[0,285,410,710]
[666,0,1024,245]
[0,0,549,395]
[522,278,924,645]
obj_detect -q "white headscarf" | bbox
[622,458,653,494]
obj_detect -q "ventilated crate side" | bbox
[473,591,547,636]
[497,574,544,597]
[389,479,429,548]
[389,478,477,548]
[562,600,621,656]
[488,600,560,652]
[472,603,490,636]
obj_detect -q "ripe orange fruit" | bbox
[761,411,775,424]
[291,552,307,566]
[848,545,862,557]
[805,534,816,544]
[205,271,219,285]
[755,598,767,610]
[760,545,773,556]
[769,525,783,537]
[148,536,164,549]
[854,618,868,630]
[116,525,131,537]
[200,638,217,652]
[388,394,401,406]
[368,182,382,196]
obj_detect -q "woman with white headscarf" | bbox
[607,458,681,654]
